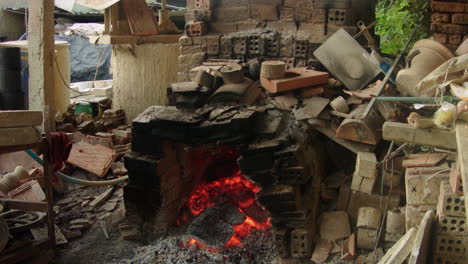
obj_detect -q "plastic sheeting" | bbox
[55,34,111,82]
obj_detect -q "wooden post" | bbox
[28,0,56,131]
[28,0,56,250]
[455,121,468,225]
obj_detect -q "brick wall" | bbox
[431,1,468,51]
[179,0,376,82]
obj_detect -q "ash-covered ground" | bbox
[118,229,279,264]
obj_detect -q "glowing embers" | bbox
[181,173,270,251]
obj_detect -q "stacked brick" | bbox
[185,0,364,37]
[433,181,467,263]
[431,1,468,51]
[179,0,377,83]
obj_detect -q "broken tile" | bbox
[341,233,356,260]
[402,153,447,168]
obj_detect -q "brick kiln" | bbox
[122,0,380,260]
[124,103,327,257]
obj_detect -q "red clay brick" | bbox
[432,1,465,12]
[434,32,448,43]
[452,13,468,24]
[432,13,451,23]
[449,34,462,44]
[432,23,468,34]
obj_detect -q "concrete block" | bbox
[357,207,380,230]
[250,4,278,21]
[405,170,450,206]
[266,21,297,33]
[351,152,377,194]
[437,214,467,235]
[296,7,314,22]
[310,9,327,23]
[206,36,220,55]
[328,9,347,25]
[357,228,378,249]
[186,22,208,37]
[290,228,313,258]
[347,191,400,224]
[386,208,406,235]
[209,22,238,33]
[218,0,248,8]
[179,45,205,54]
[280,7,296,20]
[214,6,249,23]
[236,21,264,31]
[177,52,206,72]
[273,228,291,258]
[249,0,282,5]
[406,205,436,231]
[220,36,232,55]
[179,36,193,46]
[280,35,294,57]
[293,39,308,58]
[319,211,351,241]
[232,37,247,55]
[438,181,466,218]
[192,36,207,46]
[434,233,466,258]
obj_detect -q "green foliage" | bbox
[376,0,430,55]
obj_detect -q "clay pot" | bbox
[396,39,454,96]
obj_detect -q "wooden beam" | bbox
[89,34,181,45]
[0,111,43,128]
[383,122,456,149]
[455,121,468,225]
[0,199,47,212]
[28,0,56,250]
[28,0,55,131]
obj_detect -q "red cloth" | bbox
[46,132,73,184]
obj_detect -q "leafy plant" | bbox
[376,0,431,55]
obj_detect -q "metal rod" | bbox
[360,28,418,120]
[375,96,461,104]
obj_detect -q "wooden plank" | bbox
[120,0,159,36]
[67,142,116,177]
[0,127,41,147]
[28,0,56,131]
[383,122,456,149]
[455,120,468,225]
[76,0,120,10]
[88,34,181,45]
[378,228,417,264]
[408,210,435,264]
[314,126,375,154]
[0,199,47,212]
[0,111,43,128]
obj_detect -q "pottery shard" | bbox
[319,211,351,241]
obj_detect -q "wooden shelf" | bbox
[89,34,181,45]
